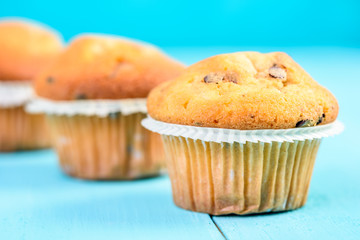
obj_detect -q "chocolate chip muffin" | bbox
[0,19,63,80]
[35,35,184,100]
[143,51,341,215]
[30,34,185,180]
[148,52,338,130]
[0,19,63,151]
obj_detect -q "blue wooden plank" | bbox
[0,150,224,240]
[1,48,360,240]
[212,138,360,240]
[212,48,360,240]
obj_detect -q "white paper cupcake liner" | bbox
[47,112,165,179]
[142,117,344,143]
[0,81,34,107]
[26,97,147,117]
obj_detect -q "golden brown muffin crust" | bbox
[34,35,185,100]
[147,52,339,130]
[0,19,63,80]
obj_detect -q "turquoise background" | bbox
[1,1,360,239]
[0,0,359,47]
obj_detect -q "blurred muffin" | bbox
[0,19,63,80]
[144,51,340,215]
[0,19,63,151]
[31,35,185,179]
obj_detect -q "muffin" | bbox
[0,19,63,151]
[143,51,343,215]
[28,35,185,179]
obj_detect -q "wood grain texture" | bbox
[0,151,223,240]
[0,48,360,240]
[212,48,360,240]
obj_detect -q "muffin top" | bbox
[35,35,185,100]
[0,19,63,81]
[147,52,339,130]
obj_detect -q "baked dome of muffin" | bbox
[34,35,185,100]
[0,19,63,80]
[147,52,339,130]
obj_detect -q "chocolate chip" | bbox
[203,72,238,84]
[316,118,322,125]
[316,113,326,125]
[223,72,238,84]
[296,120,313,128]
[47,76,54,83]
[204,72,224,84]
[75,94,87,100]
[269,64,287,79]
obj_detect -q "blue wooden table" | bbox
[1,47,359,240]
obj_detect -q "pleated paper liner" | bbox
[0,106,50,151]
[26,98,165,180]
[0,81,34,108]
[26,97,147,116]
[142,117,344,215]
[0,81,50,151]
